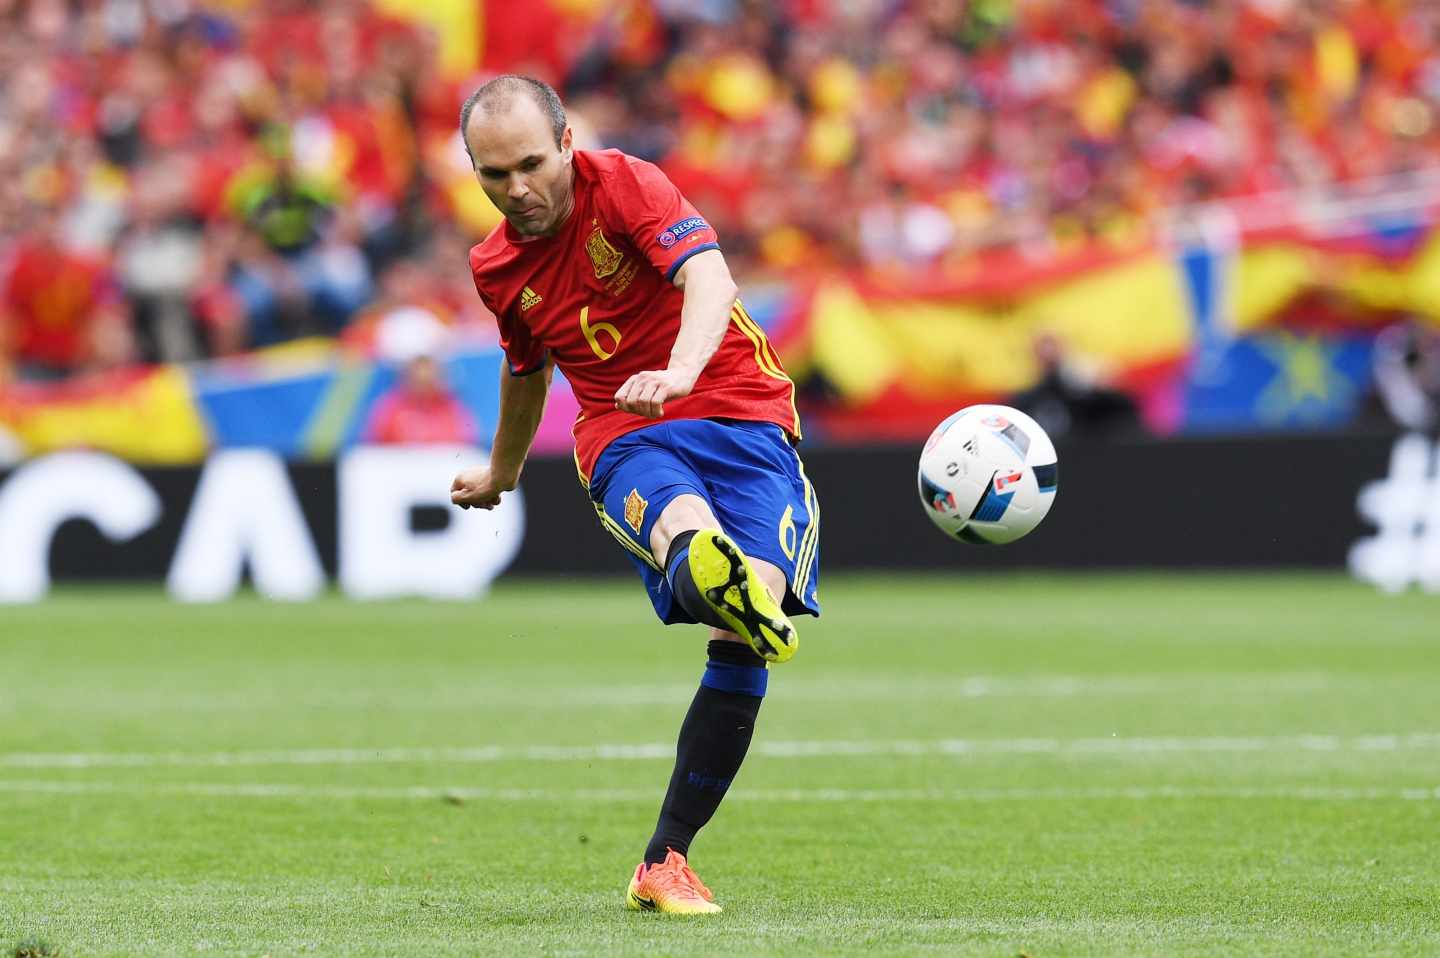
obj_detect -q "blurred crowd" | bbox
[589,0,1440,272]
[0,0,486,384]
[3,0,1440,383]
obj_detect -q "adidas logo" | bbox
[520,286,542,311]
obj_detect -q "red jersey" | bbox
[469,149,798,482]
[3,243,116,369]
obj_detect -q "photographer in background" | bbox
[362,307,477,446]
[1009,332,1140,441]
[1373,321,1440,437]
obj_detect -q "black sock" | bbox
[664,529,732,630]
[644,639,768,864]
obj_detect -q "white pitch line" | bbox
[4,674,1357,713]
[0,779,1437,803]
[3,733,1439,769]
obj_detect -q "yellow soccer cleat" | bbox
[686,529,798,663]
[625,848,722,915]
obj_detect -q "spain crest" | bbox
[624,488,648,534]
[586,220,624,279]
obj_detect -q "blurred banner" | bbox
[0,342,579,466]
[4,220,1437,463]
[772,249,1191,441]
[775,220,1440,441]
[2,433,1428,600]
[0,366,209,464]
[0,446,523,603]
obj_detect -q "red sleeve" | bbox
[604,157,721,283]
[470,249,547,376]
[495,306,547,377]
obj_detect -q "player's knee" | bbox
[749,557,788,606]
[657,493,718,533]
[651,494,719,561]
[709,627,746,644]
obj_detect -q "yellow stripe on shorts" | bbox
[593,502,661,571]
[793,454,820,597]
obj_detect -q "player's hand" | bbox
[614,366,697,419]
[450,466,513,510]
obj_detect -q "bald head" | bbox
[461,75,576,237]
[460,75,566,165]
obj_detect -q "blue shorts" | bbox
[586,418,821,624]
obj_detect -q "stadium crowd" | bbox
[2,0,1439,382]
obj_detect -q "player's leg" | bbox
[626,619,765,914]
[648,494,798,663]
[678,419,822,628]
[586,424,803,913]
[594,452,778,912]
[631,495,778,886]
[627,422,820,913]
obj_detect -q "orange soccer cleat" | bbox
[625,848,722,915]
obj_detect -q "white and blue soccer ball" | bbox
[917,404,1058,545]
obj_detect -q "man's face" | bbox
[466,97,574,238]
[405,355,442,394]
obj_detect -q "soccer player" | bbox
[450,76,820,915]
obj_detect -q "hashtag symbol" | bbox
[1349,433,1440,593]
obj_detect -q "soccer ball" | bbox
[917,404,1058,545]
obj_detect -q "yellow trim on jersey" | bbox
[731,303,788,382]
[730,300,803,439]
[792,454,820,597]
[729,309,774,377]
[594,501,662,571]
[737,301,789,381]
[574,447,591,491]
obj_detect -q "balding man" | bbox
[450,76,819,914]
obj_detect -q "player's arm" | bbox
[613,248,737,419]
[450,360,552,510]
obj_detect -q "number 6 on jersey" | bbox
[580,306,621,360]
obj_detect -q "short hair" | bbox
[459,75,566,165]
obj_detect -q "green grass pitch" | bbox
[2,574,1437,957]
